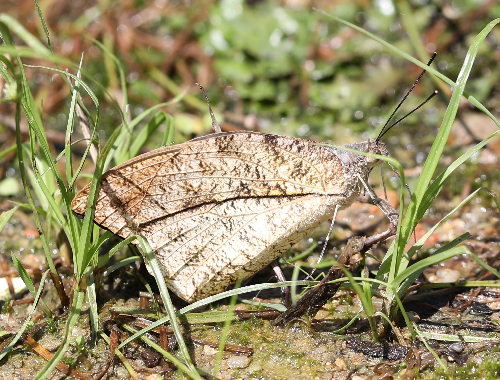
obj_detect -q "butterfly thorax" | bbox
[328,140,389,208]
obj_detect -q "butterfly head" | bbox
[343,139,389,171]
[365,139,390,168]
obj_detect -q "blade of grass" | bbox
[103,94,183,169]
[11,253,52,317]
[117,280,315,350]
[408,187,485,257]
[148,67,206,111]
[63,56,83,186]
[416,131,500,222]
[0,206,18,233]
[76,124,122,279]
[398,233,470,300]
[0,14,50,54]
[103,256,141,277]
[99,332,139,380]
[137,236,201,379]
[122,324,206,380]
[395,19,500,271]
[416,331,499,343]
[316,10,500,128]
[213,280,240,375]
[8,62,57,276]
[412,323,448,372]
[126,111,171,161]
[0,144,17,160]
[96,235,136,268]
[161,113,175,146]
[35,290,85,380]
[0,270,50,361]
[86,36,128,112]
[395,247,471,288]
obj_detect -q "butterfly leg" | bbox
[357,175,399,247]
[271,260,292,307]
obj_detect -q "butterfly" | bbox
[71,129,396,303]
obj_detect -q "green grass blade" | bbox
[317,11,500,130]
[413,324,448,372]
[416,131,500,222]
[35,290,85,380]
[6,62,57,276]
[76,125,122,278]
[0,206,18,234]
[393,246,471,286]
[117,280,315,350]
[63,56,83,186]
[96,235,136,268]
[0,144,17,160]
[0,14,50,54]
[99,332,139,378]
[126,111,171,161]
[122,325,204,380]
[148,67,206,111]
[86,36,128,112]
[213,283,239,375]
[161,113,175,146]
[398,19,500,258]
[104,95,183,169]
[397,233,470,300]
[408,187,485,256]
[103,256,141,276]
[11,254,52,317]
[136,236,200,378]
[0,270,50,361]
[21,145,69,231]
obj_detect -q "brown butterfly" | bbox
[71,126,397,302]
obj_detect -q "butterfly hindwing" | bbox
[71,132,352,301]
[140,193,342,302]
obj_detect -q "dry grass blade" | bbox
[23,336,94,380]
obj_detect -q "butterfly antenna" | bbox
[376,52,437,142]
[195,83,222,134]
[378,90,438,141]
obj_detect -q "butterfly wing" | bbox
[71,132,349,301]
[140,193,342,302]
[72,132,345,235]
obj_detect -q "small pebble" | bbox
[71,326,87,338]
[226,355,251,369]
[335,358,347,371]
[146,375,163,380]
[114,366,129,379]
[312,346,327,355]
[245,362,262,374]
[436,268,461,282]
[203,345,218,355]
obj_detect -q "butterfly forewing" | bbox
[71,132,351,301]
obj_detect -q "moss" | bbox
[240,315,265,330]
[228,329,251,346]
[431,357,500,380]
[338,292,354,306]
[249,368,263,377]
